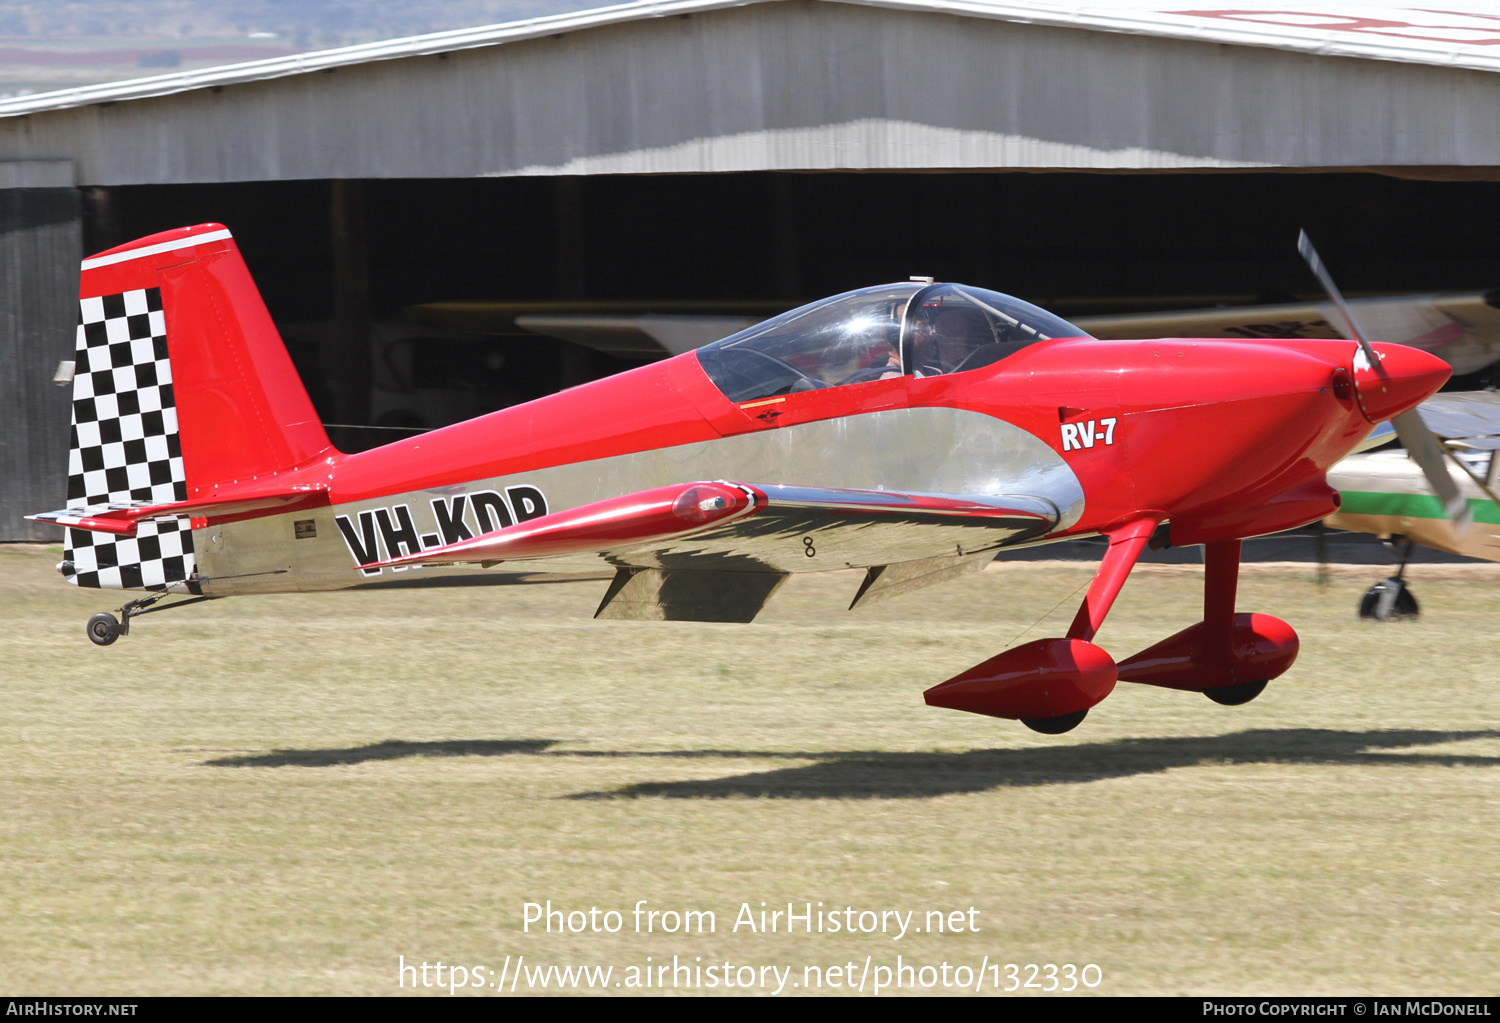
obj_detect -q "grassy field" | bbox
[1,542,1497,996]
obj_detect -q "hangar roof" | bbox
[4,0,1500,182]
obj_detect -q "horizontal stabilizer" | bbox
[29,480,328,537]
[369,480,1058,573]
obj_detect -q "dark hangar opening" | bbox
[87,170,1500,449]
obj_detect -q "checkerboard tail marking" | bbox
[63,286,198,592]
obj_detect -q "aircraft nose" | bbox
[1353,343,1450,423]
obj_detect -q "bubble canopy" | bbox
[696,282,1089,404]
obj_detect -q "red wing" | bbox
[369,481,1060,573]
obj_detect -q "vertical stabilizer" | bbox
[62,223,334,590]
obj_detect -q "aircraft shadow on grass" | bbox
[204,738,559,767]
[204,729,1500,799]
[565,728,1500,800]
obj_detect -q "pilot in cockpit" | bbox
[911,305,984,376]
[695,281,1083,405]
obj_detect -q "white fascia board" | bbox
[0,0,762,119]
[3,0,1498,121]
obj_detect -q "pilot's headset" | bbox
[910,306,943,371]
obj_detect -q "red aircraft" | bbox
[31,224,1448,734]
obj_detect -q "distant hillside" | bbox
[0,0,611,96]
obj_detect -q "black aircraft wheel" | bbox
[1021,709,1088,734]
[86,612,120,646]
[1358,580,1420,621]
[1204,679,1268,706]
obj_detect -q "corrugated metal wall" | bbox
[3,3,1500,185]
[0,161,79,541]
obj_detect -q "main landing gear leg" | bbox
[1359,536,1420,621]
[85,591,217,646]
[1064,518,1162,645]
[923,515,1163,735]
[1200,540,1266,706]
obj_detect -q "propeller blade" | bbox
[1391,409,1472,530]
[1298,229,1471,531]
[1437,439,1500,510]
[1297,230,1383,371]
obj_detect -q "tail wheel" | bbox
[1358,580,1419,621]
[86,612,120,646]
[1021,709,1088,734]
[1204,679,1268,706]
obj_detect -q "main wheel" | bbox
[1358,579,1419,621]
[86,612,120,646]
[1204,679,1268,706]
[1021,709,1088,734]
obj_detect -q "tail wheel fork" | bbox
[84,592,218,646]
[86,612,121,646]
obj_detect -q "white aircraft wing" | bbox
[1074,291,1500,376]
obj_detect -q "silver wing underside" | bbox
[459,485,1059,575]
[387,482,1063,623]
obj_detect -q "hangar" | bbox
[5,0,1500,538]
